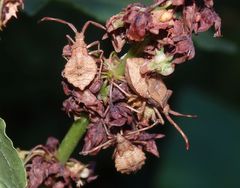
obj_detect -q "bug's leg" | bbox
[80,140,114,155]
[88,40,103,59]
[87,41,104,61]
[87,40,104,78]
[163,106,190,150]
[66,34,75,44]
[136,101,146,116]
[87,41,103,62]
[87,40,100,50]
[101,120,111,137]
[62,46,71,60]
[63,56,69,61]
[153,107,165,125]
[111,81,132,98]
[97,57,104,78]
[89,49,104,77]
[120,129,124,135]
[126,102,146,125]
[103,105,110,118]
[82,20,106,35]
[124,105,141,113]
[89,49,104,59]
[125,121,160,137]
[169,109,197,118]
[61,70,65,77]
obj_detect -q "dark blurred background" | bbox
[0,0,239,187]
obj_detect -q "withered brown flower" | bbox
[123,3,151,41]
[106,0,221,65]
[82,122,108,155]
[23,137,97,188]
[0,0,23,29]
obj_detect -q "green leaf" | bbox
[193,32,238,54]
[24,0,50,15]
[0,118,27,188]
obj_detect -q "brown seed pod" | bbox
[41,17,105,90]
[114,134,146,174]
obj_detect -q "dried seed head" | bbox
[25,138,97,188]
[114,134,146,174]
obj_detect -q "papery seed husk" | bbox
[114,134,146,174]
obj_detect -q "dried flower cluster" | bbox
[0,0,23,29]
[44,0,221,174]
[19,137,97,188]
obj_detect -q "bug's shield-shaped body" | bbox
[125,58,150,98]
[63,48,97,91]
[114,134,146,174]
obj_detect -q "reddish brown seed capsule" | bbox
[114,134,146,174]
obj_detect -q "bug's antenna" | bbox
[40,17,78,33]
[81,20,106,35]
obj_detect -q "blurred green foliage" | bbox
[24,0,153,21]
[0,0,239,188]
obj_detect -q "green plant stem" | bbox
[56,116,89,164]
